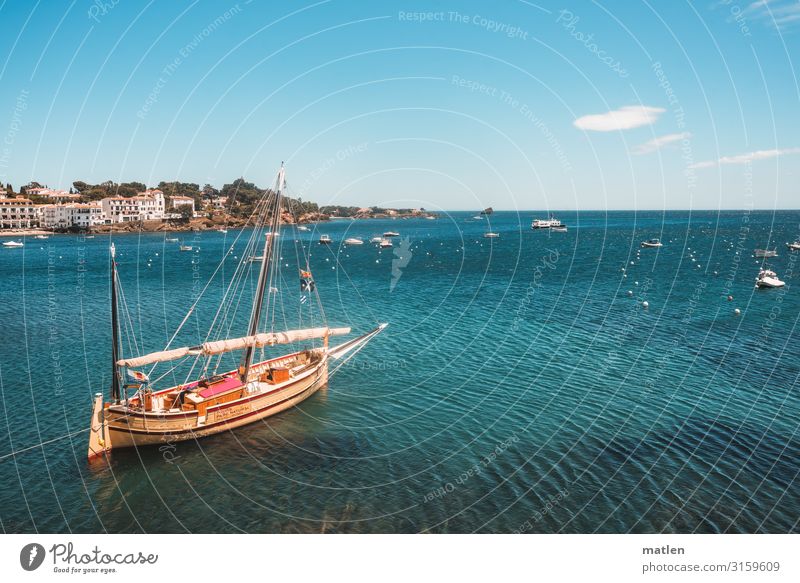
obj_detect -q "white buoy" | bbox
[734,308,741,315]
[627,290,633,296]
[635,281,639,285]
[642,301,649,308]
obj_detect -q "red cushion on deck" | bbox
[197,376,243,398]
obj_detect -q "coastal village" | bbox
[0,181,434,235]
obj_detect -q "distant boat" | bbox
[754,249,778,258]
[85,235,95,239]
[35,234,49,239]
[2,241,23,247]
[379,238,393,248]
[788,241,800,251]
[344,237,364,245]
[551,226,568,233]
[179,245,193,252]
[531,217,562,229]
[640,238,663,248]
[297,225,310,231]
[249,255,264,262]
[217,229,228,234]
[480,207,493,215]
[755,269,785,289]
[369,237,382,244]
[383,231,400,237]
[319,234,332,244]
[483,232,500,238]
[424,215,436,220]
[473,215,484,220]
[166,237,179,242]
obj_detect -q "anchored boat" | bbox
[531,217,562,229]
[755,269,785,289]
[754,249,778,258]
[88,164,387,459]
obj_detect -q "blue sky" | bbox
[0,0,798,210]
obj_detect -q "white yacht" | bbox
[483,232,500,238]
[319,234,332,244]
[755,269,785,289]
[640,239,663,248]
[379,238,393,248]
[344,237,364,245]
[531,217,562,229]
[754,249,778,258]
[2,240,24,247]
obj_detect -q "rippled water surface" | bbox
[1,210,799,533]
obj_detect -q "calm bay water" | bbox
[1,210,799,533]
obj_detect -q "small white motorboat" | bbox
[179,245,193,252]
[551,226,568,233]
[640,238,663,248]
[249,255,264,262]
[344,238,364,245]
[2,241,24,247]
[297,225,310,231]
[383,231,400,237]
[166,237,179,242]
[473,215,483,220]
[217,229,228,234]
[319,234,332,244]
[370,237,382,244]
[35,234,49,239]
[379,238,393,248]
[754,248,778,258]
[787,241,800,252]
[755,269,785,288]
[483,232,500,238]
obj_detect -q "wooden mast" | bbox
[239,163,285,382]
[110,243,121,403]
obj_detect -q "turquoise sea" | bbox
[1,210,799,533]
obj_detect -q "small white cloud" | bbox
[574,106,665,132]
[631,132,691,155]
[689,147,800,169]
[742,0,800,31]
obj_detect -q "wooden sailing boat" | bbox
[88,164,386,459]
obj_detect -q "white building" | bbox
[0,196,38,229]
[170,195,195,214]
[101,189,165,223]
[26,187,81,203]
[40,203,105,229]
[212,196,228,209]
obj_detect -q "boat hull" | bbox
[98,358,328,451]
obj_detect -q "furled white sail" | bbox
[116,327,350,367]
[201,327,351,355]
[117,347,194,368]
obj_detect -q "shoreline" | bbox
[0,213,440,238]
